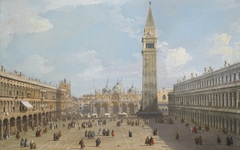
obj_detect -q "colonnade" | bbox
[0,111,56,140]
[169,108,240,135]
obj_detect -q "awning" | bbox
[21,100,33,109]
[104,113,110,116]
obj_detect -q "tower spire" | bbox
[145,2,155,28]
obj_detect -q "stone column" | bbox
[228,118,232,133]
[224,93,227,107]
[127,107,130,115]
[237,91,240,107]
[0,121,3,140]
[26,117,28,131]
[237,119,240,135]
[212,116,215,128]
[232,92,235,107]
[229,92,232,107]
[20,119,23,132]
[232,118,236,134]
[221,117,224,129]
[119,105,122,113]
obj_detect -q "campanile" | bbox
[141,2,158,112]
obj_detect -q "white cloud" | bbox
[158,42,193,73]
[208,33,240,64]
[17,54,53,76]
[112,10,143,41]
[0,0,53,50]
[43,0,132,11]
[230,20,240,33]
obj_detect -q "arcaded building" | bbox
[80,82,141,116]
[168,62,240,135]
[0,65,70,140]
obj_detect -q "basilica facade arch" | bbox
[88,82,141,116]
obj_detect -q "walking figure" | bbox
[175,132,179,140]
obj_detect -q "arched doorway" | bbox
[22,115,27,132]
[33,114,37,127]
[102,103,108,114]
[28,115,33,129]
[94,103,101,115]
[112,101,119,115]
[121,103,127,113]
[128,103,134,115]
[10,117,16,135]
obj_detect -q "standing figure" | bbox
[226,137,231,146]
[58,131,62,137]
[16,131,20,140]
[20,138,24,147]
[129,130,132,137]
[145,136,150,145]
[175,132,179,140]
[53,133,56,141]
[149,137,154,145]
[85,130,88,137]
[79,139,85,149]
[92,131,95,138]
[194,136,199,145]
[229,136,233,146]
[96,138,101,147]
[24,138,30,147]
[217,135,221,145]
[199,136,203,145]
[98,129,102,136]
[111,130,115,137]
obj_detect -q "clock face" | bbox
[147,31,151,36]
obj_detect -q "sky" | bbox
[0,0,240,97]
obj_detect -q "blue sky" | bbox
[0,0,240,97]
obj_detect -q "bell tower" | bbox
[141,2,158,112]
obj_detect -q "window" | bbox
[162,95,166,100]
[146,43,154,48]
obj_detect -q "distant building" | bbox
[169,62,240,135]
[79,81,141,116]
[157,88,173,115]
[59,78,71,97]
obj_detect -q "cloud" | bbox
[0,0,53,50]
[17,54,53,76]
[111,9,143,41]
[43,0,132,11]
[208,33,240,64]
[158,42,193,73]
[230,20,240,33]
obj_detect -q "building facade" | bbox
[168,62,240,135]
[0,65,70,140]
[158,88,173,115]
[141,2,158,112]
[79,82,141,117]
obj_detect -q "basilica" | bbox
[80,81,141,117]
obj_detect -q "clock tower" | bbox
[141,2,158,112]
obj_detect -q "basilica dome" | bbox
[128,86,136,94]
[112,82,123,93]
[102,85,110,94]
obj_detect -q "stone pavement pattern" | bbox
[0,117,239,150]
[0,119,170,150]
